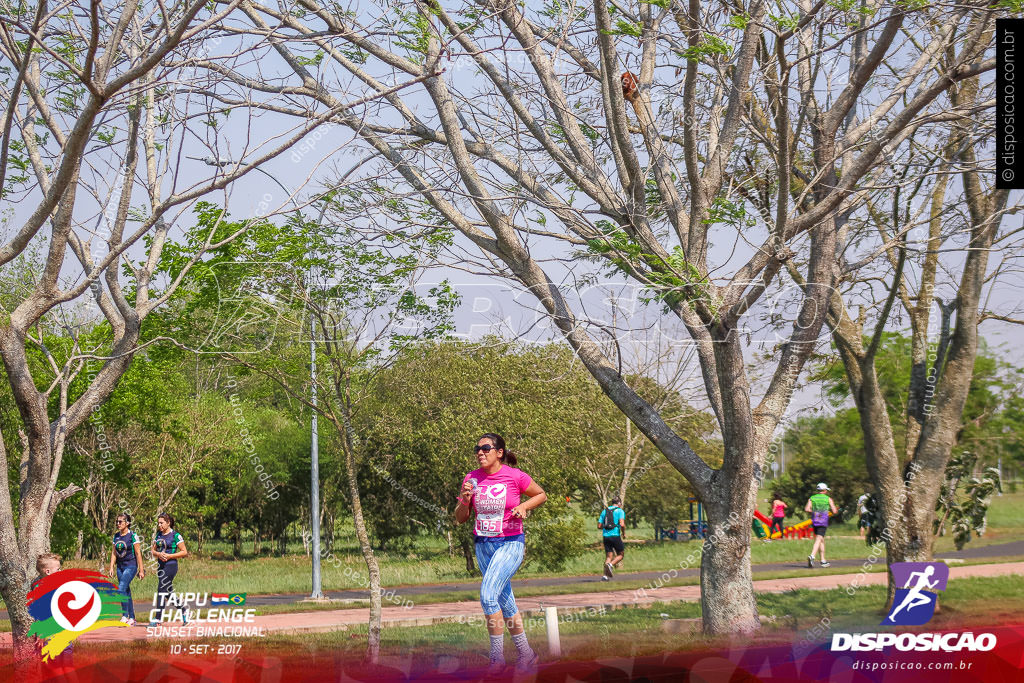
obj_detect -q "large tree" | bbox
[0,0,395,657]
[807,38,1015,598]
[229,0,997,633]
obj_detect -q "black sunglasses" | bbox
[473,444,499,454]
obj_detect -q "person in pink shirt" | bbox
[455,433,547,674]
[768,493,787,538]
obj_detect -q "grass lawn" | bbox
[248,553,1024,617]
[22,490,1024,601]
[4,490,1020,625]
[44,534,897,597]
[62,575,1024,666]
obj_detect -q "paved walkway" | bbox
[37,537,1024,612]
[6,560,1021,645]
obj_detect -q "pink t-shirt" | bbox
[460,465,534,538]
[772,501,787,517]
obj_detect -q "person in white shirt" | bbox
[857,493,872,538]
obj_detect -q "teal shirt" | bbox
[599,505,625,537]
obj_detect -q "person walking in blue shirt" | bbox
[598,498,626,580]
[107,512,145,625]
[150,512,188,625]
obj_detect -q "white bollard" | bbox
[545,605,561,657]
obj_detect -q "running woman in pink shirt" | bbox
[455,433,547,674]
[768,492,787,537]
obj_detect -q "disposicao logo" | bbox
[28,569,128,660]
[831,562,996,653]
[883,562,948,626]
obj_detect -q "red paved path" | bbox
[5,561,1021,645]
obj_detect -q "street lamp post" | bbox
[309,306,322,598]
[191,156,326,599]
[308,198,331,600]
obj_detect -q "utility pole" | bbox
[191,155,326,598]
[308,198,331,599]
[310,307,323,597]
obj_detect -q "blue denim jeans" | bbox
[116,564,138,620]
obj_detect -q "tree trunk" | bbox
[339,412,381,663]
[76,472,94,559]
[0,570,34,667]
[460,536,477,575]
[0,498,54,669]
[699,492,759,634]
[324,510,335,553]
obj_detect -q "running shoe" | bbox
[128,618,136,627]
[605,562,614,578]
[601,575,610,581]
[120,616,128,623]
[820,561,831,568]
[807,555,814,568]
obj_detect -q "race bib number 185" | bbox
[475,514,502,537]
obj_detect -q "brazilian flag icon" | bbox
[229,593,247,605]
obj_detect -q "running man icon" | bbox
[883,562,949,626]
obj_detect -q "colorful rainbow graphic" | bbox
[27,569,128,661]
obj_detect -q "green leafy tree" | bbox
[233,0,998,636]
[356,340,594,569]
[934,451,1001,551]
[160,201,457,662]
[773,409,874,520]
[627,463,698,538]
[794,334,1023,542]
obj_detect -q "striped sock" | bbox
[511,631,533,659]
[489,634,504,663]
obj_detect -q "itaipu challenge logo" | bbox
[28,569,128,660]
[883,562,949,626]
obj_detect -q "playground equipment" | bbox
[752,510,819,539]
[659,500,831,542]
[656,497,708,541]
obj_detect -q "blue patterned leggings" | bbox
[475,538,525,617]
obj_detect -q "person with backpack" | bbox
[857,492,872,538]
[598,497,625,580]
[804,483,838,567]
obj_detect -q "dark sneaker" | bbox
[820,561,831,568]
